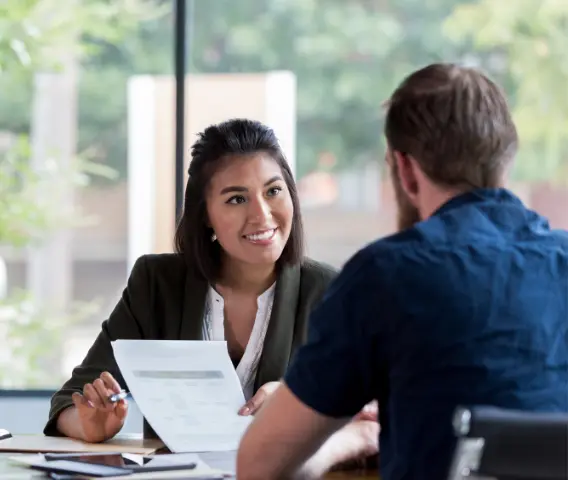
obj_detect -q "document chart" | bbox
[112,340,253,453]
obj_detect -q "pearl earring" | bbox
[211,232,217,242]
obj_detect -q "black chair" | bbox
[447,406,568,480]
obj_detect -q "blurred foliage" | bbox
[0,0,168,73]
[0,290,100,388]
[0,135,117,247]
[0,0,461,180]
[0,0,143,390]
[444,0,568,183]
[1,0,566,182]
[0,0,567,180]
[0,136,54,247]
[0,134,113,389]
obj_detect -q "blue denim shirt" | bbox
[285,188,568,480]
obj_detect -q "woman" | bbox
[44,118,339,442]
[44,120,378,471]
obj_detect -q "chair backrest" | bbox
[447,406,568,480]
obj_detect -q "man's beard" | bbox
[390,162,421,232]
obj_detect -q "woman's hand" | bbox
[238,381,280,416]
[58,371,128,443]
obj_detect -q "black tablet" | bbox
[30,459,132,477]
[43,452,142,467]
[41,452,197,474]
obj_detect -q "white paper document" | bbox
[111,340,253,453]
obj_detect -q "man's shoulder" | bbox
[322,241,393,297]
[361,227,429,262]
[549,228,568,245]
[339,224,452,286]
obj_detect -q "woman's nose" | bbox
[248,197,271,222]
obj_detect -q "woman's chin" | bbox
[243,249,285,266]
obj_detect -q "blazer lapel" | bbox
[179,270,208,340]
[255,263,301,390]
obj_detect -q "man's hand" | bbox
[237,383,377,480]
[354,400,378,422]
[302,418,379,477]
[238,381,280,416]
[326,419,379,464]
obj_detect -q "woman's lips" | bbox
[243,228,277,245]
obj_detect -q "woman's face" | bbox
[206,153,294,269]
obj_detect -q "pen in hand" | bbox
[108,390,128,403]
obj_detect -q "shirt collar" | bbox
[432,188,523,217]
[208,282,276,307]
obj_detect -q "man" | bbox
[236,63,568,479]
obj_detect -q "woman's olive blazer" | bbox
[44,253,337,438]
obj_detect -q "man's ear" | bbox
[393,150,420,202]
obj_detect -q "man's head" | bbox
[384,63,519,230]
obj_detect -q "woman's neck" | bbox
[218,259,276,295]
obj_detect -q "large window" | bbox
[0,0,174,389]
[1,0,567,390]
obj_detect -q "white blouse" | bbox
[201,283,276,400]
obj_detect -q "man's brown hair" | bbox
[384,63,518,189]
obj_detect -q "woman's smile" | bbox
[243,228,278,245]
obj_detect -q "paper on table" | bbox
[111,340,253,453]
[198,450,237,474]
[104,469,225,479]
[143,453,230,478]
[103,469,225,479]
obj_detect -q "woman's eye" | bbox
[227,195,246,205]
[267,186,282,196]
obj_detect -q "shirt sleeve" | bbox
[284,250,382,418]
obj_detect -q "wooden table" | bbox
[324,454,378,478]
[0,433,378,479]
[326,472,376,479]
[0,455,376,479]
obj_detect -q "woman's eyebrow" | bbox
[264,175,283,186]
[220,185,247,195]
[219,176,283,195]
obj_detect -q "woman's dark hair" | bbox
[174,118,304,282]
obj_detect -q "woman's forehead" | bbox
[209,153,283,189]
